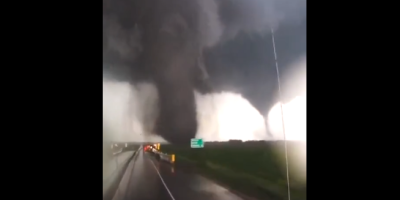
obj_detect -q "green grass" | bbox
[160,141,306,200]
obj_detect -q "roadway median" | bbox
[103,147,140,200]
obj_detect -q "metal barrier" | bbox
[154,151,175,164]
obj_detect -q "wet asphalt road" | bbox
[104,151,136,196]
[112,148,243,200]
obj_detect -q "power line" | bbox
[270,27,292,200]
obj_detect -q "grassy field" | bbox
[160,140,306,200]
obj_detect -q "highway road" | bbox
[104,150,136,197]
[104,151,134,184]
[112,148,244,200]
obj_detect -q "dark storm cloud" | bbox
[103,0,306,144]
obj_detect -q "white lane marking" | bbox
[150,159,176,200]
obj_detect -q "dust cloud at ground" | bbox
[103,79,268,143]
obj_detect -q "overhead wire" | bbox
[270,27,292,200]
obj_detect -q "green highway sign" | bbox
[190,138,204,148]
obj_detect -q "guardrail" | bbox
[153,151,175,164]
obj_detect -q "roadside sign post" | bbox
[190,138,204,148]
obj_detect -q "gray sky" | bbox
[205,17,306,114]
[103,0,307,143]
